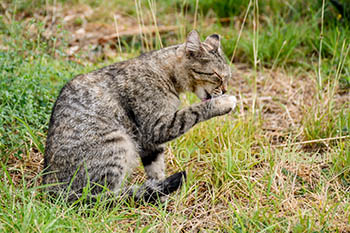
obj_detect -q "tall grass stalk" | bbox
[252,0,259,71]
[113,15,123,53]
[148,0,163,49]
[271,40,287,71]
[230,0,252,65]
[251,0,259,121]
[328,40,350,113]
[317,0,325,96]
[193,0,199,30]
[178,0,190,41]
[134,0,149,51]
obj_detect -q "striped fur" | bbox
[43,30,236,203]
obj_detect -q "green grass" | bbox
[1,0,350,232]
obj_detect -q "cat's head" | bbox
[177,30,231,101]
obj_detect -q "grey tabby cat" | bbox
[43,30,237,203]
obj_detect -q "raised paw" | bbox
[213,95,237,112]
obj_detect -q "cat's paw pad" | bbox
[216,95,237,111]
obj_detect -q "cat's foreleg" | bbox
[140,146,166,180]
[151,95,237,144]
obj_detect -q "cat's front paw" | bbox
[213,95,237,113]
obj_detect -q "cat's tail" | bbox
[131,171,186,203]
[50,171,186,206]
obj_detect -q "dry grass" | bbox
[233,65,317,141]
[1,0,350,232]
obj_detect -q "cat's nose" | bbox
[221,83,227,94]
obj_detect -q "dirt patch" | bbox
[231,63,349,145]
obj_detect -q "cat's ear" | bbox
[185,30,201,54]
[203,34,221,51]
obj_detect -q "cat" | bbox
[43,30,237,204]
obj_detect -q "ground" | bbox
[0,0,349,232]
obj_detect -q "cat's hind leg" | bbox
[139,146,186,202]
[88,131,140,195]
[140,146,166,180]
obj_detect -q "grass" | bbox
[1,0,350,232]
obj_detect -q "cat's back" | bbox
[49,60,132,123]
[45,62,131,157]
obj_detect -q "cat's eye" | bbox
[192,69,223,85]
[192,69,214,76]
